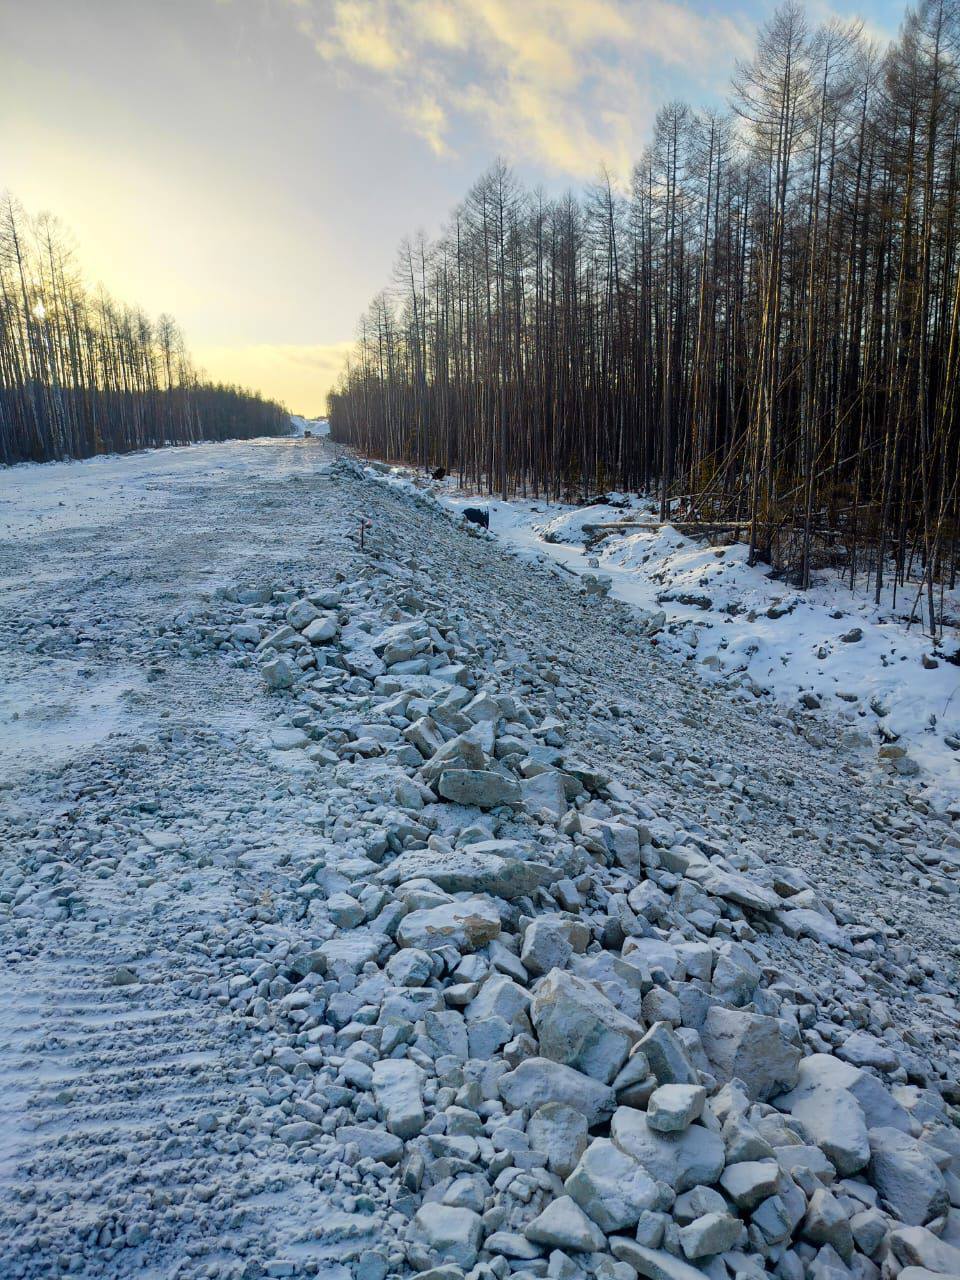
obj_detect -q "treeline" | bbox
[0,194,289,465]
[330,0,960,629]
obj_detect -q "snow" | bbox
[357,464,960,811]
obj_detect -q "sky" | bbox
[0,0,903,415]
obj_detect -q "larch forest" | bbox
[329,0,960,636]
[0,194,289,466]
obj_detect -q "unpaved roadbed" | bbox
[1,439,958,1280]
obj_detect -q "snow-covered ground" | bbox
[3,438,960,1280]
[359,464,960,814]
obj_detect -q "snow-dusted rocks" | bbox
[7,443,960,1278]
[395,897,501,951]
[564,1137,659,1230]
[609,1107,725,1192]
[371,1059,425,1140]
[499,1058,616,1127]
[701,1006,801,1100]
[524,1195,606,1252]
[530,968,643,1083]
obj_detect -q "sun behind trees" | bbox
[0,194,289,465]
[329,0,960,634]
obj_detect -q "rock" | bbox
[499,1058,616,1127]
[783,1087,869,1176]
[609,1240,709,1280]
[692,866,781,912]
[530,968,643,1084]
[303,614,338,643]
[802,1188,854,1262]
[371,1059,425,1139]
[413,1205,482,1268]
[638,1023,700,1087]
[524,1197,606,1252]
[610,1108,724,1192]
[396,897,501,952]
[701,1006,801,1100]
[889,1225,960,1274]
[437,769,521,809]
[389,846,554,900]
[647,1084,706,1133]
[837,1030,899,1073]
[521,770,567,820]
[868,1126,949,1225]
[262,655,298,688]
[527,1103,589,1178]
[465,975,530,1027]
[564,1137,659,1231]
[718,1159,780,1209]
[336,1126,404,1165]
[286,598,319,629]
[521,917,576,977]
[270,726,311,750]
[678,1212,744,1260]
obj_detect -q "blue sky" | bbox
[1,0,905,412]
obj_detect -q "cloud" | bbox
[192,341,354,414]
[290,0,753,178]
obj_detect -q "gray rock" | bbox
[564,1137,659,1231]
[647,1084,706,1133]
[524,1197,606,1252]
[499,1058,616,1127]
[637,1022,700,1087]
[527,1103,589,1178]
[802,1188,853,1262]
[701,1006,801,1100]
[530,968,643,1084]
[437,769,521,808]
[336,1126,404,1165]
[609,1240,709,1280]
[678,1212,744,1260]
[413,1204,483,1268]
[262,654,298,688]
[610,1108,724,1192]
[372,1059,425,1139]
[868,1126,949,1225]
[396,897,501,952]
[718,1159,780,1209]
[389,846,553,900]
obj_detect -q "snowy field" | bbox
[2,435,959,1280]
[359,464,960,815]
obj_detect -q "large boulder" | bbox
[396,897,501,952]
[437,769,521,809]
[388,846,553,900]
[371,1059,425,1139]
[701,1006,801,1100]
[869,1127,949,1225]
[499,1058,616,1127]
[565,1137,660,1231]
[610,1108,725,1192]
[530,968,643,1084]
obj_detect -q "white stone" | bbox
[564,1137,659,1231]
[531,968,643,1084]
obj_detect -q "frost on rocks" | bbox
[2,440,960,1280]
